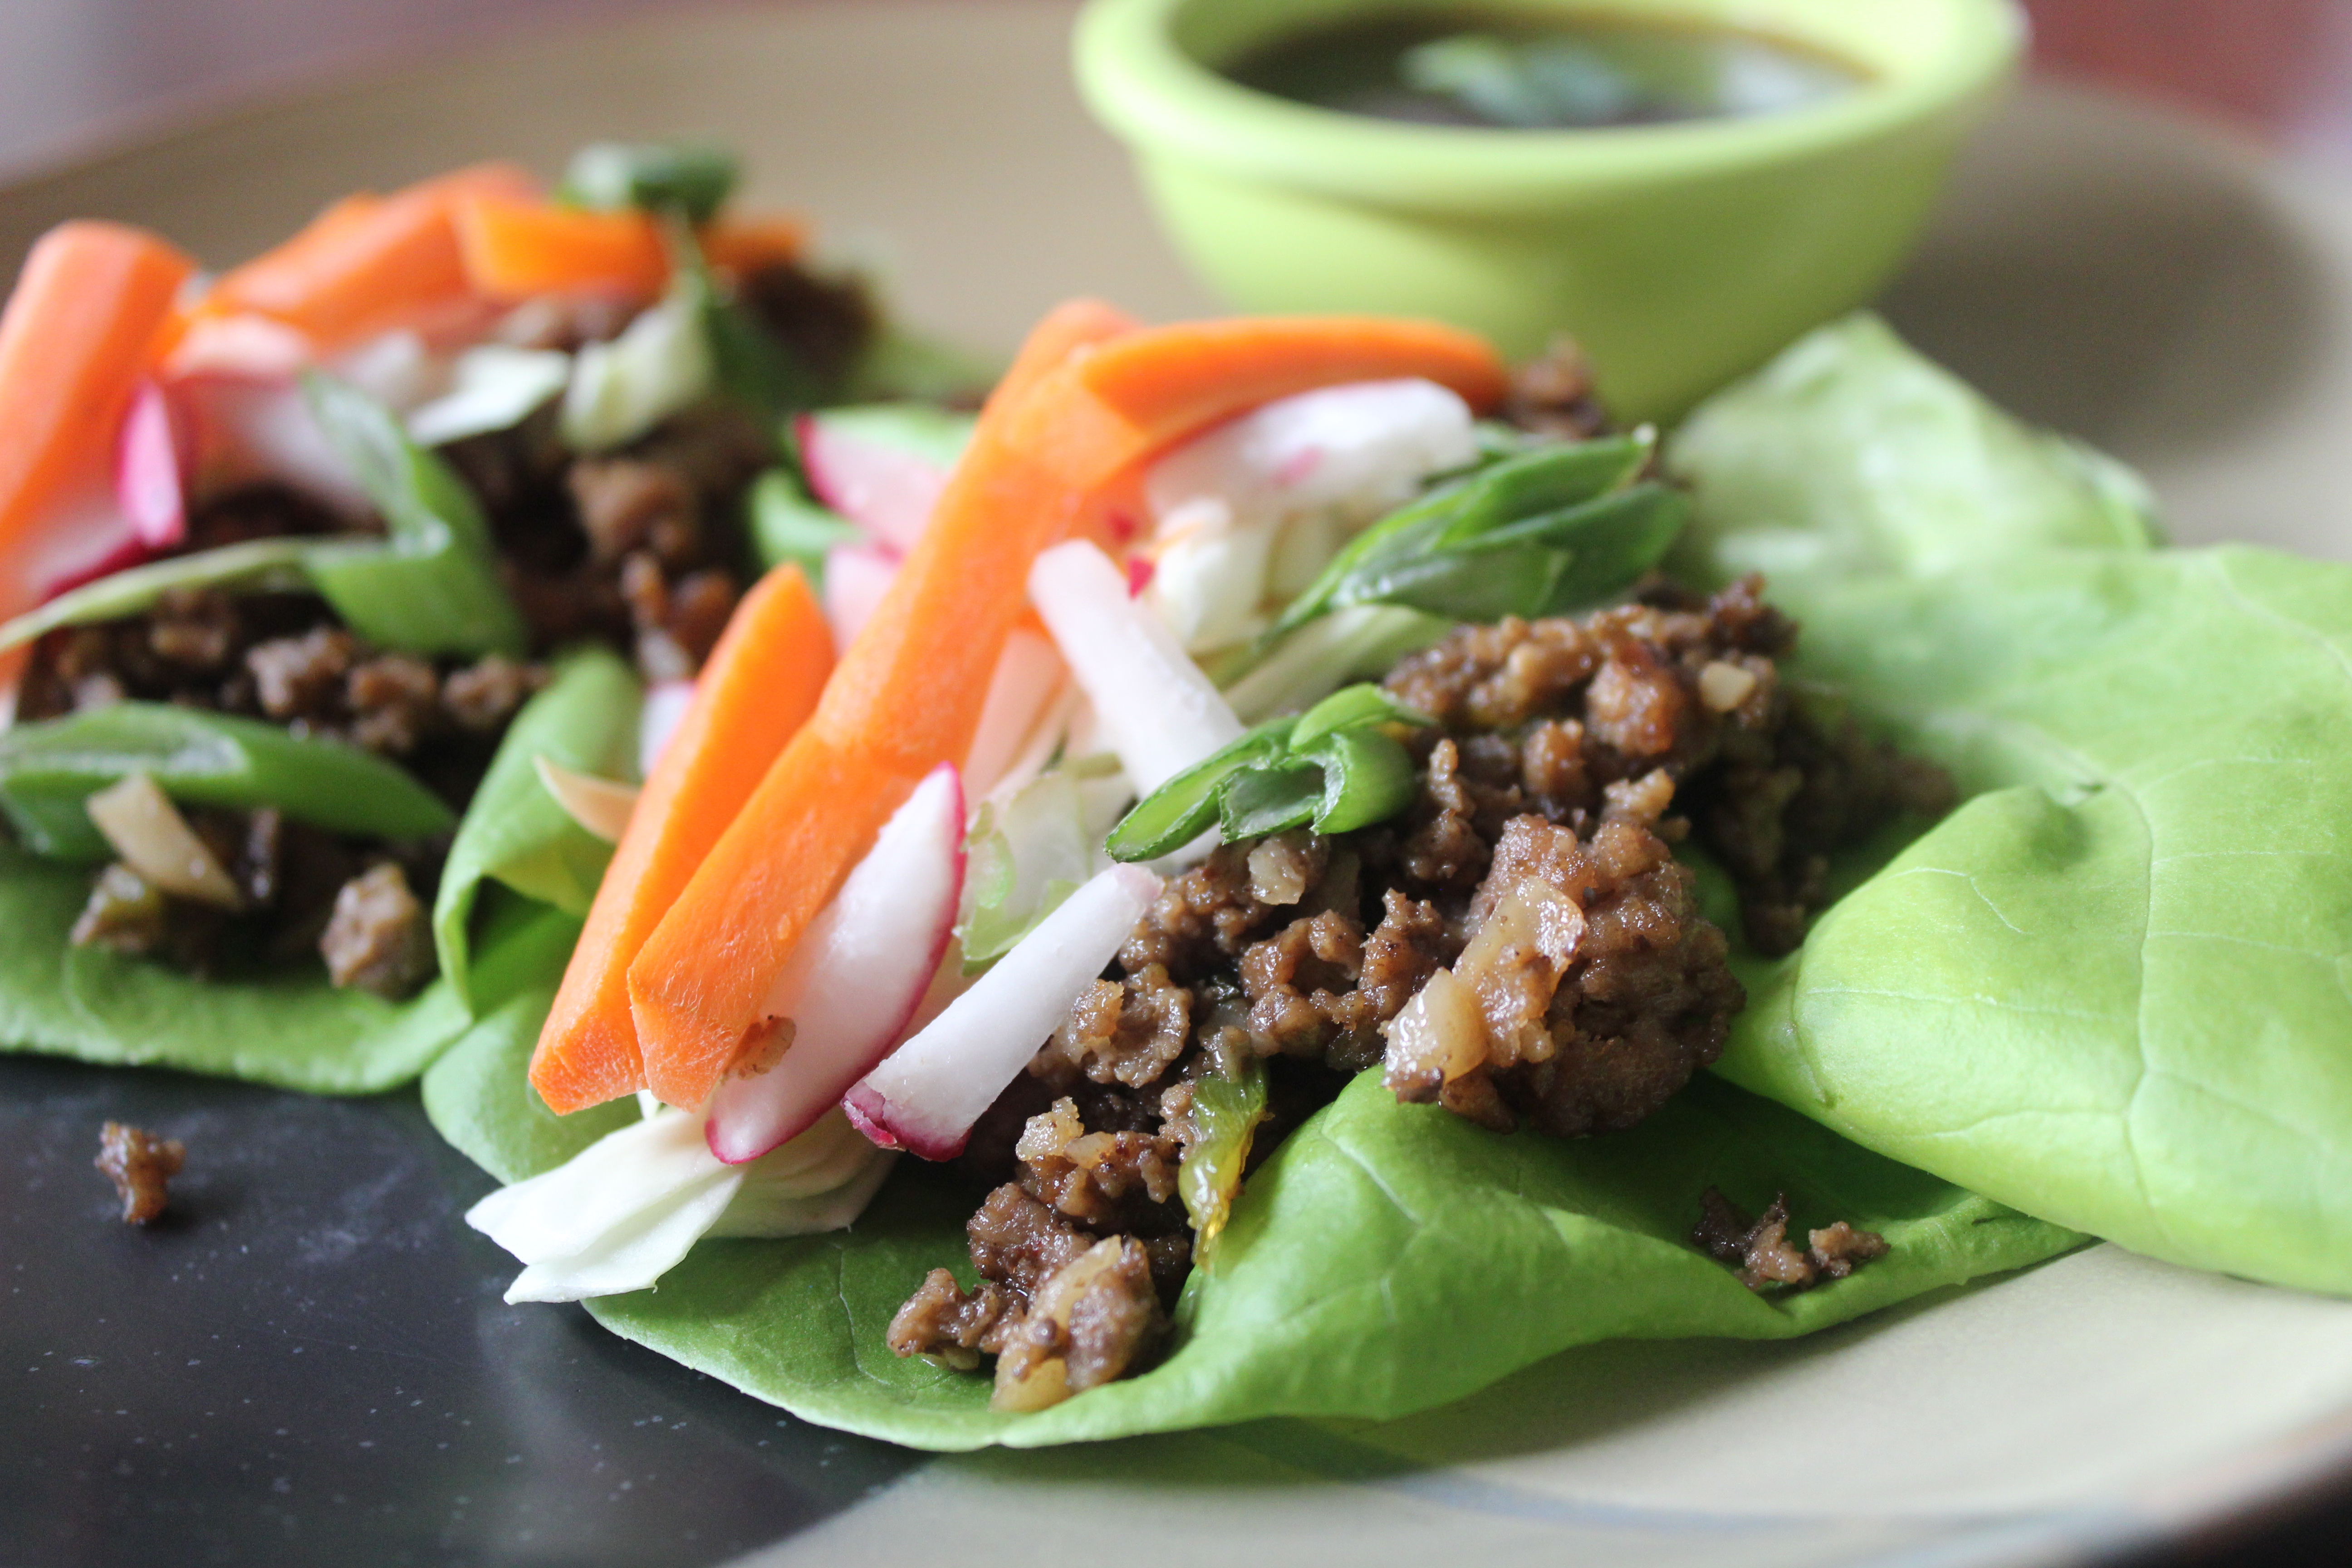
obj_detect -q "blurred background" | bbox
[3,0,2352,181]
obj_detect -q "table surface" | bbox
[6,4,2352,1567]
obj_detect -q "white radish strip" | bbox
[637,678,695,778]
[823,541,899,649]
[798,413,951,553]
[181,378,371,519]
[534,755,639,843]
[705,764,967,1164]
[844,862,1162,1161]
[962,628,1068,799]
[1028,540,1242,794]
[116,382,189,553]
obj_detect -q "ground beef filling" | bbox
[1690,1186,1889,1292]
[12,259,879,995]
[892,578,1947,1399]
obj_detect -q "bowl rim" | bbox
[1073,0,2027,213]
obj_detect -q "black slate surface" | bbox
[0,1054,921,1568]
[6,1048,2350,1568]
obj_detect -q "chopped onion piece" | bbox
[83,774,242,909]
[407,345,572,447]
[845,862,1161,1160]
[706,764,965,1164]
[1028,540,1241,794]
[533,755,639,843]
[560,290,712,452]
[467,1106,895,1304]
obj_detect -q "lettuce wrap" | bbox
[0,647,640,1093]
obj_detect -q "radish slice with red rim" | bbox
[704,763,967,1165]
[843,862,1162,1161]
[117,381,190,553]
[797,412,951,554]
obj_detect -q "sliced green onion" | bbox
[0,703,456,862]
[1176,1057,1270,1262]
[1216,760,1323,841]
[558,142,737,224]
[1303,726,1418,835]
[1102,719,1294,863]
[1289,682,1431,752]
[746,469,862,581]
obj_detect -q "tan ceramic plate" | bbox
[8,5,2352,1563]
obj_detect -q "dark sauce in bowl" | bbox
[1223,9,1868,129]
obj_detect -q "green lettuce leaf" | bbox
[0,838,472,1093]
[579,1072,2078,1450]
[428,987,2078,1450]
[1665,313,2159,593]
[1719,544,2352,1296]
[431,646,640,1011]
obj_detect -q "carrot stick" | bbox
[0,221,195,616]
[454,197,667,303]
[625,299,1137,1107]
[529,565,834,1114]
[209,162,537,348]
[1015,314,1511,491]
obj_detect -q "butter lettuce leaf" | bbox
[432,646,639,1010]
[1666,313,2158,593]
[0,839,473,1093]
[567,1072,2076,1450]
[1720,544,2352,1296]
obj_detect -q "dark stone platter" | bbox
[0,1054,920,1568]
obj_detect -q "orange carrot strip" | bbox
[626,299,1138,1108]
[701,215,811,277]
[209,162,537,348]
[1020,314,1512,491]
[529,566,834,1114]
[454,197,668,303]
[0,221,195,615]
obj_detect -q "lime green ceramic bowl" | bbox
[1074,0,2023,419]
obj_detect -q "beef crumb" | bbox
[95,1122,185,1225]
[319,862,435,998]
[1690,1186,1889,1291]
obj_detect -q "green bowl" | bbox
[1074,0,2023,419]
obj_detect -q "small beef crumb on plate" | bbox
[1690,1186,1889,1291]
[95,1122,185,1225]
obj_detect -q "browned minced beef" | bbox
[1690,1186,1889,1292]
[892,578,1941,1398]
[1503,334,1611,442]
[95,1121,185,1225]
[1384,575,1955,957]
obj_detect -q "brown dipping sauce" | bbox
[1222,9,1868,129]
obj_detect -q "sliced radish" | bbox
[844,862,1161,1161]
[29,487,148,603]
[1028,539,1242,794]
[822,541,899,648]
[798,412,951,553]
[117,381,190,553]
[705,764,967,1164]
[179,377,371,519]
[962,628,1068,799]
[637,678,695,778]
[162,312,316,383]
